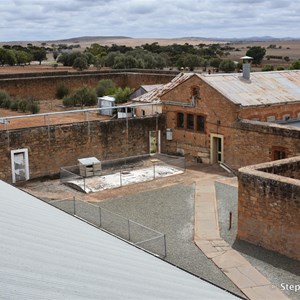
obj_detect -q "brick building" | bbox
[134,69,300,169]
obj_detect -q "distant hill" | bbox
[183,36,300,42]
[46,36,132,44]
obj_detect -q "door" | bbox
[210,134,224,164]
[149,131,161,155]
[11,149,29,183]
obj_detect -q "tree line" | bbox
[0,45,47,66]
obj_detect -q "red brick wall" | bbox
[0,116,165,182]
[238,158,300,260]
[226,120,300,170]
[0,71,176,100]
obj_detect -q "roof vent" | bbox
[241,56,253,80]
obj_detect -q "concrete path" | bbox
[194,177,289,300]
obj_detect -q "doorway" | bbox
[210,134,224,164]
[149,131,161,155]
[11,149,29,183]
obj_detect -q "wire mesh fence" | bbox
[49,197,166,258]
[60,154,186,193]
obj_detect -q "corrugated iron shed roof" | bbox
[141,84,163,92]
[134,72,195,103]
[199,71,300,107]
[0,180,238,300]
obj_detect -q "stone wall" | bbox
[225,120,300,170]
[0,70,177,100]
[238,157,300,260]
[0,115,165,182]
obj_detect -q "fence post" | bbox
[99,206,102,228]
[120,170,122,187]
[153,163,156,180]
[128,219,131,241]
[163,234,167,258]
[73,196,76,216]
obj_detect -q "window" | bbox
[177,112,184,128]
[272,147,287,160]
[187,114,194,129]
[273,150,286,160]
[197,115,205,132]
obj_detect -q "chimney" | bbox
[241,56,253,80]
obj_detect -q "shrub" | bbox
[24,99,40,114]
[262,65,274,72]
[73,86,97,107]
[219,59,236,73]
[10,100,19,111]
[2,98,11,109]
[62,95,76,107]
[114,87,132,104]
[277,66,285,71]
[18,100,27,112]
[96,79,116,97]
[72,56,89,71]
[56,83,69,99]
[0,90,11,107]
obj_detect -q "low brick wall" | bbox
[0,115,165,182]
[0,70,178,100]
[238,157,300,260]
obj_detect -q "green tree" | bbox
[289,60,300,70]
[219,59,236,73]
[72,56,89,71]
[72,86,97,107]
[31,48,47,64]
[246,46,266,65]
[114,87,132,104]
[96,79,116,97]
[209,57,222,68]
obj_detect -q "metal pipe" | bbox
[229,211,232,230]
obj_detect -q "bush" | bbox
[277,66,285,71]
[62,95,76,107]
[96,79,116,97]
[10,100,19,111]
[0,90,11,107]
[114,87,132,104]
[18,100,27,112]
[262,65,274,72]
[26,101,40,114]
[63,86,97,107]
[219,59,236,73]
[73,86,97,106]
[2,98,11,109]
[72,56,89,71]
[56,83,69,99]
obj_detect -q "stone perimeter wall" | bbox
[0,70,178,100]
[0,115,165,182]
[238,157,300,260]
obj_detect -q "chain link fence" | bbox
[50,197,166,258]
[60,154,186,193]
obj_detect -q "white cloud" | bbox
[0,0,299,41]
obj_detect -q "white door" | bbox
[11,149,29,183]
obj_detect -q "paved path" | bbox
[194,177,289,300]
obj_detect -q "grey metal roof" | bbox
[0,180,238,300]
[141,84,163,92]
[199,71,300,107]
[134,73,195,103]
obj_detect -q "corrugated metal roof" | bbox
[199,71,300,107]
[141,84,163,92]
[134,73,195,103]
[0,180,238,300]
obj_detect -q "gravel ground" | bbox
[215,182,300,300]
[91,183,244,298]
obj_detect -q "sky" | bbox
[0,0,300,42]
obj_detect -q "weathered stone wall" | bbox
[238,157,300,260]
[225,120,300,170]
[0,70,177,100]
[0,115,165,182]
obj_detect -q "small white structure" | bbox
[98,96,115,116]
[78,157,101,177]
[117,106,135,119]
